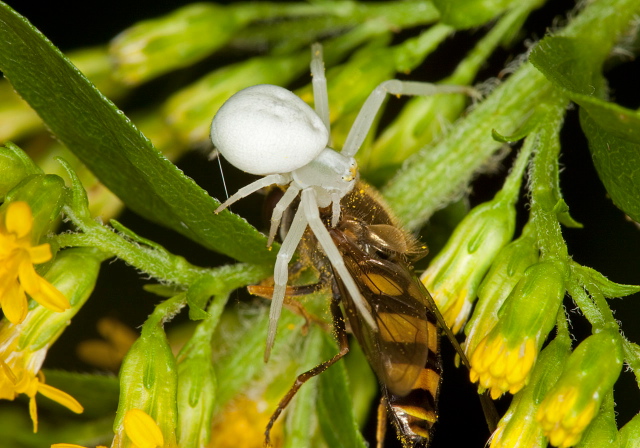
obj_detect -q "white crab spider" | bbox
[211,44,475,361]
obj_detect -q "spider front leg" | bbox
[341,80,479,158]
[215,174,292,213]
[300,189,376,330]
[310,43,330,134]
[265,201,309,362]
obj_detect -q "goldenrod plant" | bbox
[0,1,639,447]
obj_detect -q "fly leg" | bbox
[376,397,389,448]
[248,280,331,334]
[264,283,350,447]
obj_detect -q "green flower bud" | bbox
[4,174,65,241]
[421,198,516,333]
[536,329,623,448]
[576,393,618,448]
[176,330,216,447]
[619,412,640,448]
[0,143,40,199]
[469,260,566,398]
[110,4,250,85]
[489,336,571,448]
[114,307,179,448]
[464,228,539,356]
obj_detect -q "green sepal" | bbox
[553,198,583,229]
[186,276,218,321]
[0,142,41,199]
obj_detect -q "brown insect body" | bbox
[325,183,442,447]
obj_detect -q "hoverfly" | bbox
[254,182,497,447]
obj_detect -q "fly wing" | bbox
[336,251,432,397]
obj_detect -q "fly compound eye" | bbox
[210,84,330,175]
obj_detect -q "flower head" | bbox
[489,336,570,448]
[0,201,69,323]
[464,228,538,356]
[468,260,566,397]
[536,330,623,447]
[0,248,103,431]
[421,199,515,333]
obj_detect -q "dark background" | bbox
[6,1,640,447]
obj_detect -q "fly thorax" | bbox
[291,148,358,207]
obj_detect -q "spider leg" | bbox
[341,80,479,158]
[330,192,341,228]
[215,173,291,213]
[311,43,330,136]
[265,290,349,447]
[300,188,377,330]
[267,184,301,247]
[265,201,309,362]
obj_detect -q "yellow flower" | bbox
[0,321,84,432]
[536,330,623,448]
[536,386,597,447]
[470,335,536,399]
[1,365,83,432]
[0,248,104,431]
[0,201,69,323]
[421,199,515,334]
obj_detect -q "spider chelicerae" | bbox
[210,43,475,361]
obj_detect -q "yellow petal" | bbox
[38,382,84,413]
[18,258,42,294]
[1,281,28,324]
[28,243,53,264]
[29,395,38,433]
[51,444,87,448]
[124,409,164,448]
[5,201,33,238]
[21,263,69,312]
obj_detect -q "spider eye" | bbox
[210,84,330,175]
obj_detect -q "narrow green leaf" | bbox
[316,332,367,448]
[530,35,640,222]
[0,3,275,264]
[573,263,640,299]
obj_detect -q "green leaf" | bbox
[316,332,367,448]
[573,263,640,299]
[0,3,275,265]
[530,35,640,223]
